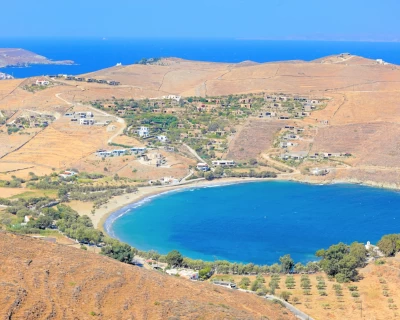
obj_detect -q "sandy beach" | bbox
[87,177,282,234]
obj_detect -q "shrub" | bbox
[383,290,389,297]
[351,292,360,298]
[280,291,292,301]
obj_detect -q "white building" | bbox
[162,95,182,102]
[138,126,150,138]
[157,135,168,143]
[36,78,50,86]
[76,111,93,118]
[376,59,388,65]
[197,162,210,171]
[59,171,77,179]
[310,167,329,176]
[212,160,236,167]
[80,119,95,125]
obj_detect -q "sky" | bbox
[1,0,399,40]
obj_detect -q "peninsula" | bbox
[0,48,74,68]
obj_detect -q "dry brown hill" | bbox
[1,53,400,187]
[0,232,294,320]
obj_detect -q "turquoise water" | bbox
[107,181,400,265]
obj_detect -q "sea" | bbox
[2,38,400,78]
[107,181,400,265]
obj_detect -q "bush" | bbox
[239,277,251,289]
[280,291,292,301]
[101,238,134,263]
[377,234,400,257]
[351,292,360,298]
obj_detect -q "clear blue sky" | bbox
[2,0,399,40]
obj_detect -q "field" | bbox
[227,119,283,160]
[212,256,400,320]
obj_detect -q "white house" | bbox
[76,111,93,118]
[197,162,210,171]
[162,95,181,102]
[59,171,77,179]
[157,135,168,143]
[310,167,329,176]
[137,126,150,138]
[79,119,95,125]
[36,78,50,86]
[212,160,236,167]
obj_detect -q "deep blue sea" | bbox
[2,38,400,78]
[107,181,400,265]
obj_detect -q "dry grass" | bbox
[0,232,295,320]
[227,119,283,160]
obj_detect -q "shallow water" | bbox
[108,181,400,264]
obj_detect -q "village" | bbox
[88,92,352,180]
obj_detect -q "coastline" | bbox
[97,177,277,235]
[96,174,400,239]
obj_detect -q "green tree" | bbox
[199,266,212,280]
[270,263,281,274]
[204,172,215,181]
[316,242,359,282]
[101,239,134,263]
[239,277,251,289]
[279,254,295,273]
[349,242,367,267]
[166,250,183,267]
[28,215,53,229]
[377,234,400,257]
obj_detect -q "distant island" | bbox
[0,48,74,68]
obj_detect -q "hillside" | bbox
[0,53,400,189]
[0,232,294,320]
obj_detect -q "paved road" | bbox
[265,295,315,320]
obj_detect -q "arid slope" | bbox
[0,232,294,320]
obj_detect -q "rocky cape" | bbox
[0,48,74,68]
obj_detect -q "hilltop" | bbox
[0,48,74,68]
[0,231,294,320]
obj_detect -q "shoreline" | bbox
[98,177,276,235]
[97,174,400,238]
